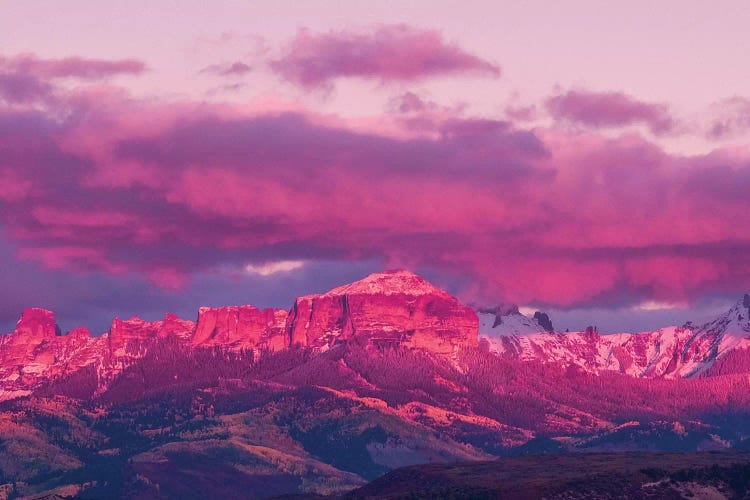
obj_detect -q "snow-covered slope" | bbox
[478,296,750,378]
[478,307,547,337]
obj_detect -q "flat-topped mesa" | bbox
[192,306,288,351]
[287,270,478,355]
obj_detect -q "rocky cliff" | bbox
[286,270,478,354]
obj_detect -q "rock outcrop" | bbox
[159,313,196,340]
[109,314,197,354]
[13,308,59,342]
[533,311,554,332]
[192,306,288,351]
[108,316,161,354]
[0,308,60,367]
[0,309,107,400]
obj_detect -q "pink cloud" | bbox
[389,92,433,114]
[0,72,53,104]
[1,78,750,308]
[271,25,500,88]
[504,104,537,122]
[0,53,146,104]
[0,168,33,201]
[707,96,750,139]
[545,89,676,135]
[0,53,146,80]
[383,92,469,136]
[198,61,252,77]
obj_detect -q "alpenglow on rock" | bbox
[286,270,479,354]
[6,274,750,405]
[13,308,59,342]
[192,305,288,351]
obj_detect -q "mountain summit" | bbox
[287,270,477,354]
[324,269,453,297]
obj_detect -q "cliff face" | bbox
[108,314,197,354]
[12,308,58,343]
[192,305,288,351]
[0,309,60,380]
[108,317,160,355]
[286,270,478,354]
[0,309,105,400]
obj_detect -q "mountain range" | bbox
[2,270,750,498]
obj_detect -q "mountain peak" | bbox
[323,269,449,297]
[288,270,477,353]
[701,295,750,335]
[477,306,548,337]
[14,308,58,340]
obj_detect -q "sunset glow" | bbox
[1,1,749,333]
[4,4,750,497]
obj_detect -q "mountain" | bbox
[0,308,105,401]
[4,271,749,400]
[2,272,750,498]
[288,270,477,354]
[480,295,750,378]
[477,305,549,336]
[0,270,479,401]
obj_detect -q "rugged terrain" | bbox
[1,270,750,498]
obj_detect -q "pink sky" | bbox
[1,1,749,333]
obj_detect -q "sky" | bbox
[1,0,750,334]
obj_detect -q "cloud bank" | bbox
[1,51,750,316]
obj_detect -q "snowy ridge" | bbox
[478,297,750,378]
[478,310,545,337]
